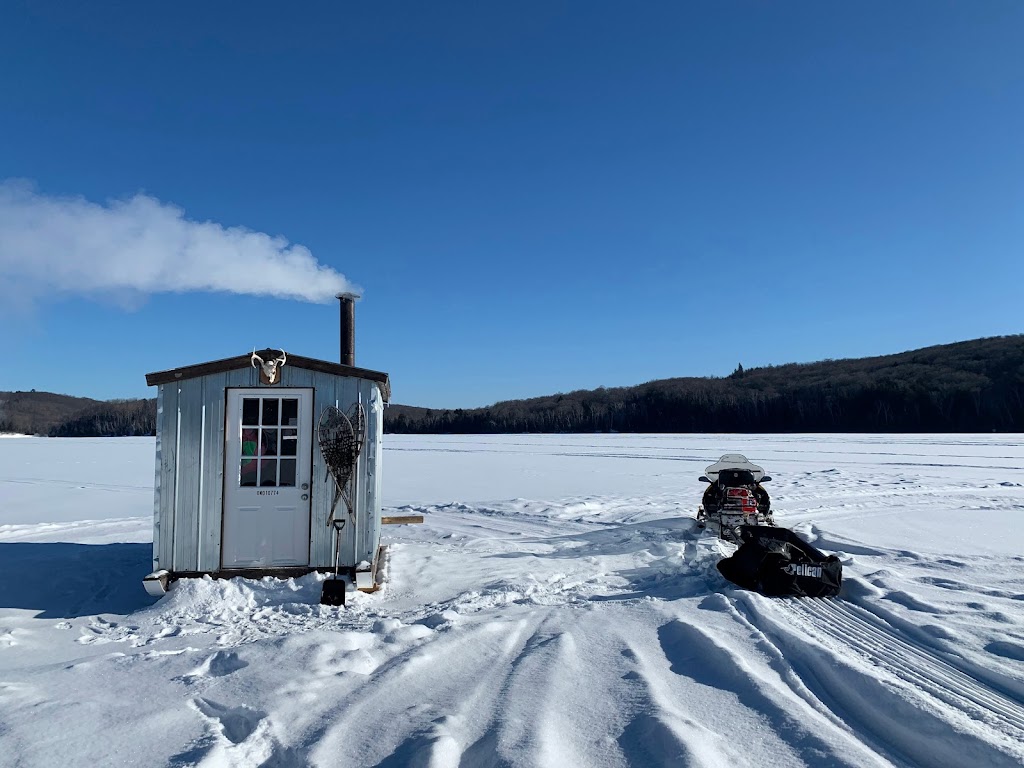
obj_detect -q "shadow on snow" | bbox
[0,542,157,618]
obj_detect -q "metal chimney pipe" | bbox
[337,293,359,367]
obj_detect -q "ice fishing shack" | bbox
[142,294,390,596]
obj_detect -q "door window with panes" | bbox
[239,395,300,487]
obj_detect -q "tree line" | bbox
[5,335,1022,436]
[385,335,1024,434]
[48,399,157,437]
[0,392,156,437]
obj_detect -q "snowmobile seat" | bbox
[718,469,757,487]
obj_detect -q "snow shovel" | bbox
[320,518,347,606]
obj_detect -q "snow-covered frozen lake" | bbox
[1,434,1023,767]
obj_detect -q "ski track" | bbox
[2,434,1023,767]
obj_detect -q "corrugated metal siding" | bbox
[306,372,383,569]
[361,383,384,566]
[172,378,204,571]
[197,373,227,571]
[155,361,383,574]
[152,385,164,571]
[309,372,359,567]
[337,376,362,567]
[156,383,179,571]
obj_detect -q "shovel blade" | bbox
[320,578,347,606]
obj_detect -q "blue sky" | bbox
[1,2,1022,408]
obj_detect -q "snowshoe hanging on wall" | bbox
[717,525,843,598]
[317,403,366,606]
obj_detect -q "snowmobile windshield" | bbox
[718,469,757,487]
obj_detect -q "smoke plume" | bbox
[0,180,358,305]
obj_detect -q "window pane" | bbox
[282,399,298,426]
[242,429,258,456]
[279,459,297,487]
[260,459,278,486]
[242,399,259,426]
[240,458,257,486]
[261,429,278,456]
[262,398,279,426]
[281,429,297,456]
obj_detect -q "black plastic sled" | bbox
[717,525,842,598]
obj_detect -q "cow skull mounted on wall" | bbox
[252,349,287,385]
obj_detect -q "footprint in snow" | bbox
[985,641,1024,662]
[190,697,267,744]
[206,650,248,676]
[415,610,459,629]
[181,650,249,682]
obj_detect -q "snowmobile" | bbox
[696,454,775,542]
[697,454,843,597]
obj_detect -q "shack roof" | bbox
[145,350,391,402]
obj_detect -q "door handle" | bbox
[301,494,309,501]
[301,483,309,490]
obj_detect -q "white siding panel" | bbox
[198,373,228,571]
[362,382,384,568]
[173,379,204,571]
[310,376,384,570]
[342,375,364,567]
[282,366,315,389]
[335,375,359,568]
[223,367,261,389]
[157,384,179,571]
[152,385,164,570]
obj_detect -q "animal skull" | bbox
[251,348,287,384]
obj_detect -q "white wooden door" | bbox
[222,389,312,569]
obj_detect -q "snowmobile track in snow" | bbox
[749,593,1024,767]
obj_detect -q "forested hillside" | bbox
[0,392,156,437]
[385,335,1024,434]
[49,399,157,437]
[5,335,1022,436]
[0,391,99,435]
